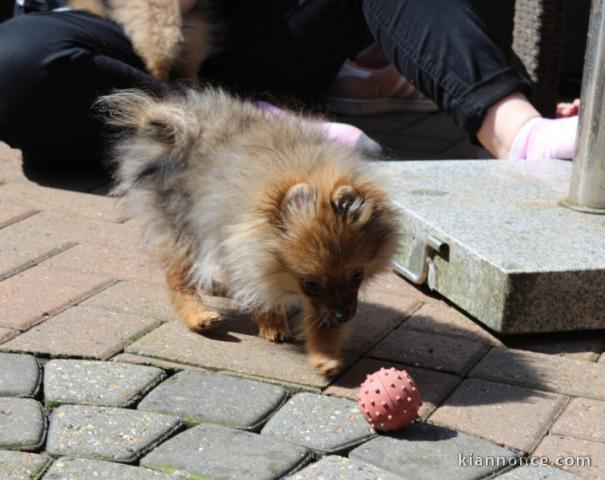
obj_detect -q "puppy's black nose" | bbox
[333,311,350,324]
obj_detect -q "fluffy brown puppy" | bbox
[68,0,218,82]
[100,88,401,376]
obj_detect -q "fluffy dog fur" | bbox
[68,0,218,82]
[100,88,401,375]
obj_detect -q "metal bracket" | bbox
[392,235,448,286]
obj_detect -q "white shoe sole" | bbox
[327,96,439,115]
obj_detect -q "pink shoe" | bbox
[328,59,438,115]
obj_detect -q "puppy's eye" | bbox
[302,280,323,296]
[351,271,364,285]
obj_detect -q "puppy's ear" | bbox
[97,89,196,192]
[331,185,373,223]
[281,183,318,219]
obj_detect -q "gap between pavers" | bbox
[368,326,490,376]
[428,378,569,453]
[1,306,161,360]
[44,359,166,409]
[324,357,462,419]
[42,457,179,480]
[549,397,605,444]
[533,434,604,480]
[289,455,402,480]
[261,392,375,455]
[0,203,38,230]
[350,421,518,480]
[0,353,41,397]
[0,398,47,451]
[141,423,310,479]
[46,405,183,463]
[0,265,116,331]
[469,348,605,400]
[0,450,51,480]
[0,183,127,223]
[124,321,351,389]
[137,369,288,430]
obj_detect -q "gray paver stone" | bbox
[46,405,182,462]
[44,359,165,408]
[288,456,402,480]
[0,398,46,450]
[0,353,41,397]
[138,370,286,430]
[496,465,581,479]
[261,393,374,454]
[42,457,181,480]
[141,423,309,480]
[0,450,50,480]
[350,421,517,480]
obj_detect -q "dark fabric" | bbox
[0,0,532,169]
[0,11,163,167]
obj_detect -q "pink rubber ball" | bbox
[357,367,422,431]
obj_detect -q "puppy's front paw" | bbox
[259,323,292,343]
[183,310,222,333]
[308,353,343,377]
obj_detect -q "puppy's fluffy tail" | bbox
[97,89,199,195]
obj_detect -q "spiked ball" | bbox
[357,367,422,431]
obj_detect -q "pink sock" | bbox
[509,116,579,161]
[256,101,382,155]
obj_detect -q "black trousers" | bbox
[0,0,531,168]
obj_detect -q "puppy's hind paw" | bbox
[259,324,292,343]
[184,310,223,333]
[308,354,343,377]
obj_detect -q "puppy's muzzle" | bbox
[318,306,356,328]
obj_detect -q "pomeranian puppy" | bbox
[67,0,219,82]
[100,88,401,376]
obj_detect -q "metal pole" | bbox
[564,0,605,213]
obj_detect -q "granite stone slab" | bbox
[44,359,165,408]
[42,457,181,480]
[0,450,50,480]
[0,353,41,397]
[495,465,581,479]
[368,327,489,375]
[288,456,402,480]
[261,393,374,454]
[47,405,182,462]
[0,398,46,450]
[469,348,605,400]
[429,378,568,452]
[350,422,517,480]
[380,159,605,333]
[141,423,310,480]
[138,370,286,430]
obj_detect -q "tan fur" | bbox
[68,0,218,82]
[166,255,221,331]
[100,87,401,376]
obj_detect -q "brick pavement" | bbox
[1,117,603,479]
